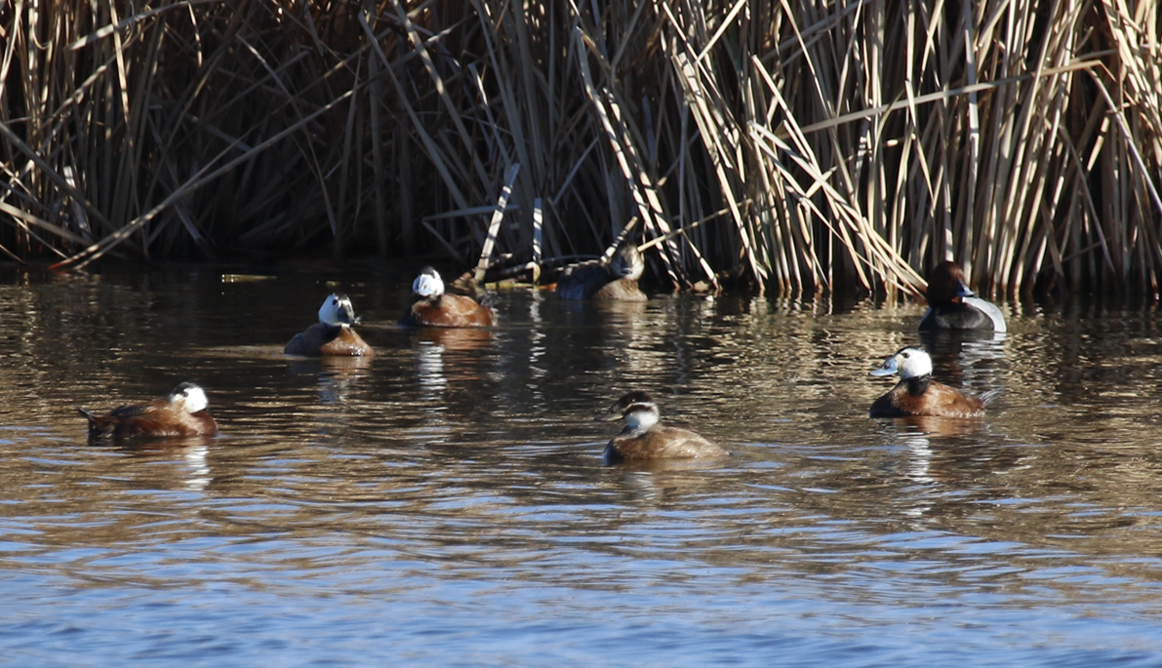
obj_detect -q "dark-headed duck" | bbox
[557,244,647,301]
[78,382,219,439]
[868,346,998,418]
[401,267,495,328]
[285,293,375,357]
[919,261,1007,332]
[597,391,728,464]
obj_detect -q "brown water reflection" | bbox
[2,266,1162,666]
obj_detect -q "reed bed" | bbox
[1,0,1160,295]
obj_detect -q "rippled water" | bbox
[3,266,1162,666]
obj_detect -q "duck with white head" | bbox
[401,267,496,328]
[868,346,999,418]
[597,391,728,464]
[285,293,375,356]
[78,382,219,439]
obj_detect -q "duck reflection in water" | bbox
[285,293,375,357]
[597,391,728,465]
[78,382,219,439]
[869,347,1000,418]
[556,243,648,301]
[410,327,494,400]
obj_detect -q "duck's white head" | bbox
[412,267,445,299]
[598,390,660,433]
[168,382,210,414]
[870,346,933,380]
[318,293,357,326]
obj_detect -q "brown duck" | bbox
[285,293,375,357]
[78,382,219,439]
[598,391,728,464]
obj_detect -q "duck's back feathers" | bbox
[285,323,375,356]
[557,267,646,301]
[869,378,988,419]
[403,294,495,328]
[605,425,727,464]
[78,402,218,439]
[919,299,1007,332]
[556,264,608,300]
[962,296,1007,331]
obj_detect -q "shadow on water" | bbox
[2,266,1162,666]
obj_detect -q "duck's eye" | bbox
[902,352,910,359]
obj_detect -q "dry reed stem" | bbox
[1,1,1161,294]
[475,162,521,283]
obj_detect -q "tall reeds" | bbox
[1,0,1159,295]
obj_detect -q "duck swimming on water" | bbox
[868,346,999,418]
[597,391,728,464]
[285,293,375,357]
[919,261,1007,332]
[78,382,219,439]
[401,267,496,328]
[557,244,647,301]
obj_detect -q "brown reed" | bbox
[0,1,1159,295]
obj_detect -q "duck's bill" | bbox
[869,357,899,377]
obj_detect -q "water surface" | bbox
[2,266,1162,666]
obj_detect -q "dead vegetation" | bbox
[1,0,1160,295]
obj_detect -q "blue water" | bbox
[1,267,1161,666]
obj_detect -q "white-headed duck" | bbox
[78,382,219,438]
[557,244,648,301]
[919,261,1007,332]
[285,293,375,357]
[401,267,495,328]
[869,346,998,418]
[597,391,728,464]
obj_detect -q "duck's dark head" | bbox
[926,261,975,306]
[597,390,660,432]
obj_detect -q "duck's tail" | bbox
[76,407,107,438]
[476,290,498,308]
[977,389,1003,406]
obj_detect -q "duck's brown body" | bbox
[869,376,987,418]
[285,323,375,356]
[402,294,495,328]
[591,277,647,301]
[606,425,727,464]
[557,245,647,301]
[557,266,647,301]
[78,401,219,439]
